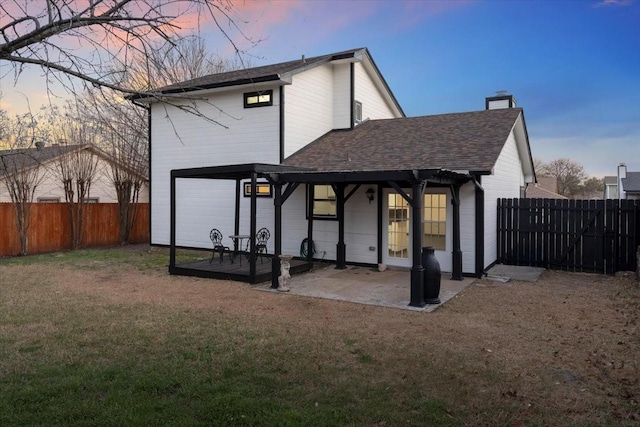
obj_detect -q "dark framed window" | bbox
[308,184,337,219]
[38,197,60,203]
[244,90,273,108]
[243,182,272,197]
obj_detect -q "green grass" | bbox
[0,245,207,271]
[0,249,455,426]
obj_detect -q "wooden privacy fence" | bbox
[498,198,639,274]
[0,203,149,256]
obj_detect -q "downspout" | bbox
[279,86,285,163]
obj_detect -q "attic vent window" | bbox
[244,90,273,108]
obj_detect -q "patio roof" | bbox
[170,163,471,185]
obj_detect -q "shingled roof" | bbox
[622,172,640,193]
[136,48,365,95]
[283,108,525,173]
[0,144,83,177]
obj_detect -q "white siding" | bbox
[151,87,280,246]
[482,128,525,268]
[284,65,334,158]
[332,63,351,129]
[353,62,396,121]
[281,185,378,264]
[459,181,476,274]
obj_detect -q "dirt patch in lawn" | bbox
[6,246,640,425]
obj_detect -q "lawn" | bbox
[1,245,638,426]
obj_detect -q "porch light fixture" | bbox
[366,188,375,204]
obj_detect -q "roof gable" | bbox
[283,108,525,173]
[0,144,83,177]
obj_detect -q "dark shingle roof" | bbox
[144,48,366,95]
[283,108,524,173]
[622,172,640,193]
[0,144,83,177]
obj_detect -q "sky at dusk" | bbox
[1,0,638,178]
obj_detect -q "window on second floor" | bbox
[244,90,273,108]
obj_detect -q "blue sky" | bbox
[1,0,638,178]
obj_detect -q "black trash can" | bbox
[422,246,441,304]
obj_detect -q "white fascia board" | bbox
[512,113,535,183]
[136,78,291,104]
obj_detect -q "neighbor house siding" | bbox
[0,153,149,204]
[482,128,525,268]
[353,62,397,121]
[284,64,334,158]
[150,87,280,246]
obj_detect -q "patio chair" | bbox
[209,228,231,264]
[247,227,270,263]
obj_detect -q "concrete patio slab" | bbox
[485,264,545,282]
[255,264,474,312]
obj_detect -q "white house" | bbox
[135,48,535,307]
[604,164,640,200]
[0,144,149,203]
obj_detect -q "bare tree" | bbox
[0,1,255,97]
[0,111,46,255]
[48,111,100,249]
[72,36,244,244]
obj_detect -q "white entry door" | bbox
[383,190,412,267]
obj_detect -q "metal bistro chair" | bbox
[209,228,231,264]
[247,227,270,263]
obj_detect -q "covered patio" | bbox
[169,163,477,307]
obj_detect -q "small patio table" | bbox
[229,235,250,265]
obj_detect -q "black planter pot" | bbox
[421,246,441,304]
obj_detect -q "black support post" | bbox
[249,172,257,283]
[336,183,347,269]
[474,176,485,278]
[451,183,463,280]
[409,181,425,307]
[307,184,314,261]
[272,182,282,289]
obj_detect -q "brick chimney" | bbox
[486,91,517,110]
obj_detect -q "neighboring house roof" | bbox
[621,172,640,193]
[132,47,405,116]
[525,183,567,199]
[603,176,617,185]
[0,144,82,177]
[283,108,527,174]
[536,175,559,193]
[0,144,148,182]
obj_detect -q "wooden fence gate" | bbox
[497,198,639,274]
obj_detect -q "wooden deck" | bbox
[170,253,313,284]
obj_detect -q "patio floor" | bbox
[255,263,474,312]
